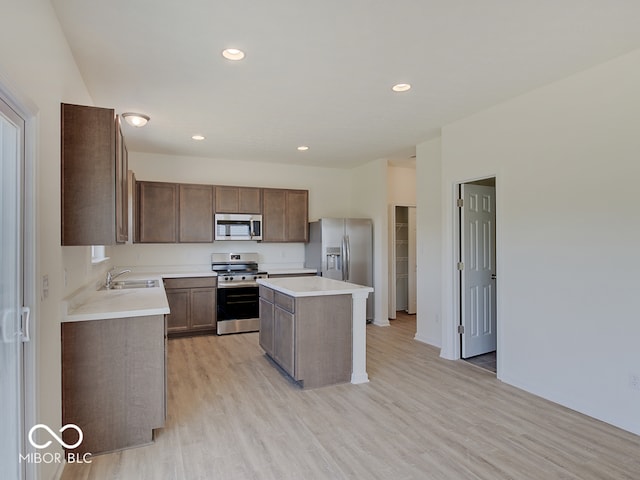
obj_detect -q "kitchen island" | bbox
[256,276,373,388]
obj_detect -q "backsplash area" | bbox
[109,242,306,271]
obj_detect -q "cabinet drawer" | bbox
[259,285,274,303]
[163,277,217,289]
[274,292,295,313]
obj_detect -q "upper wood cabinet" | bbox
[135,181,178,243]
[61,103,128,245]
[135,181,214,243]
[262,189,309,242]
[179,184,214,242]
[215,186,262,214]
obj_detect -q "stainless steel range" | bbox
[212,253,267,335]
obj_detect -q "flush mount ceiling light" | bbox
[297,146,309,151]
[122,112,150,127]
[222,48,245,61]
[392,83,411,92]
[192,135,206,141]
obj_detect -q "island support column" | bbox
[351,290,370,384]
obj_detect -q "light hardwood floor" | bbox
[62,313,640,479]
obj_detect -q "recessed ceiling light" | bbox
[392,83,411,92]
[222,48,245,61]
[192,135,205,141]
[297,146,309,151]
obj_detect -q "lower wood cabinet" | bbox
[259,285,352,388]
[164,277,217,336]
[61,315,166,458]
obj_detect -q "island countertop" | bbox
[256,276,373,298]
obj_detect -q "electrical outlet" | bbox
[42,274,49,300]
[629,373,640,391]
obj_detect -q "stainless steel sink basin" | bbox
[101,279,160,290]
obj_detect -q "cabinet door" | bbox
[262,189,287,242]
[165,289,190,333]
[190,287,216,330]
[274,306,295,377]
[263,189,309,242]
[179,184,214,243]
[215,186,262,213]
[259,297,274,355]
[115,117,128,243]
[215,186,240,213]
[136,181,178,243]
[238,187,262,213]
[286,190,308,242]
[61,103,117,245]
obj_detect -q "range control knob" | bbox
[242,276,246,280]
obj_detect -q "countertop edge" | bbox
[256,277,373,298]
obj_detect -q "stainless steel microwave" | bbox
[214,214,262,241]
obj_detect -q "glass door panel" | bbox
[0,98,24,479]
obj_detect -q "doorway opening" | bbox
[457,177,497,374]
[389,205,416,320]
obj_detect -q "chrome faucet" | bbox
[105,269,131,289]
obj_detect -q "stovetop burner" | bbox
[211,252,267,287]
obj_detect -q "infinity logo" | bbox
[28,424,83,449]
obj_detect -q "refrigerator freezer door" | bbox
[320,218,345,281]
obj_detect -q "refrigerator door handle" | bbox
[341,236,346,281]
[344,235,351,281]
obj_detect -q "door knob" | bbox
[491,274,497,280]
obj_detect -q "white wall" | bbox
[387,164,416,206]
[415,138,442,346]
[425,49,640,435]
[350,158,389,326]
[0,1,99,479]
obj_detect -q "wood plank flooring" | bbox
[62,313,640,479]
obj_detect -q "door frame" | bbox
[388,203,416,319]
[442,175,501,373]
[0,77,38,480]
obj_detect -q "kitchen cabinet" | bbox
[164,277,217,336]
[258,285,352,388]
[61,314,165,457]
[135,181,178,243]
[61,103,128,245]
[135,181,215,243]
[262,188,309,242]
[258,286,275,357]
[179,183,214,242]
[215,186,262,214]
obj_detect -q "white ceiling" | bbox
[51,0,640,169]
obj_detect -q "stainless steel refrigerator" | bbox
[305,218,374,322]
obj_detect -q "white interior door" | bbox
[0,98,26,478]
[460,184,496,358]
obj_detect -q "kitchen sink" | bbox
[101,279,160,290]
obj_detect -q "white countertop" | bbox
[257,276,373,298]
[265,268,317,275]
[63,270,217,323]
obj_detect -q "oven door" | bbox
[217,286,260,321]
